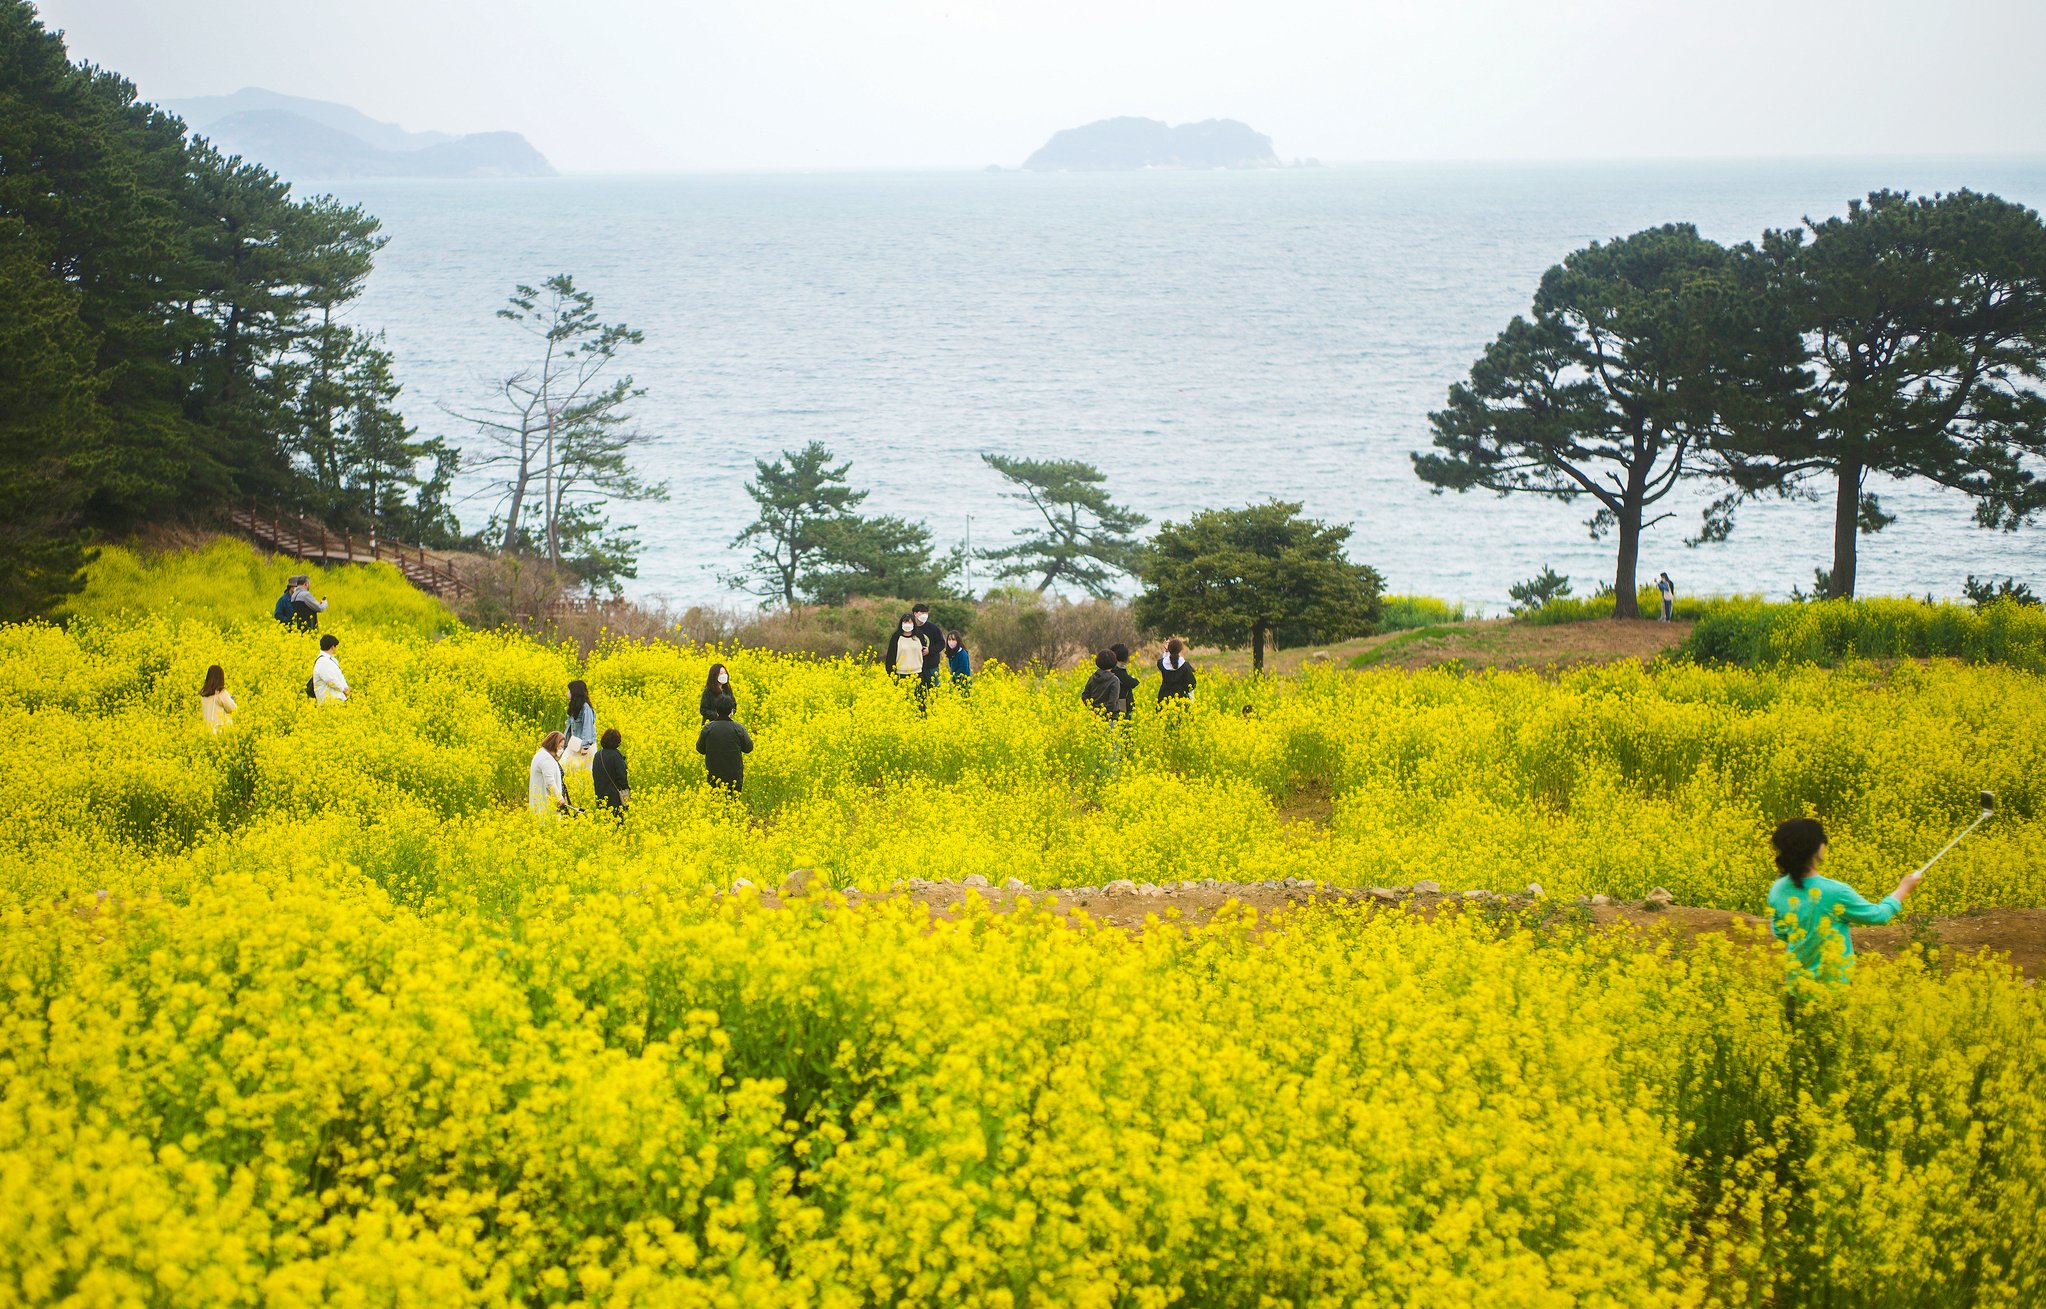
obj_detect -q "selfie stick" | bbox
[1910,791,1996,879]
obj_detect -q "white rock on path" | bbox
[1103,879,1137,897]
[1003,877,1030,892]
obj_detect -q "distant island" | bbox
[161,88,555,181]
[1022,117,1281,171]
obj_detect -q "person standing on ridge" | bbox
[1766,817,1918,984]
[311,634,349,703]
[696,705,755,793]
[1109,643,1139,721]
[1657,572,1676,622]
[1156,639,1197,705]
[701,663,738,721]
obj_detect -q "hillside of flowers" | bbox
[3,547,2043,1306]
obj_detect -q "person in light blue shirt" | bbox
[1766,817,1920,983]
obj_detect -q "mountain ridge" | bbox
[163,87,554,181]
[1023,117,1281,171]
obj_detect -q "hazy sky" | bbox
[32,0,2046,172]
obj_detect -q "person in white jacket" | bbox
[312,634,349,702]
[529,731,572,816]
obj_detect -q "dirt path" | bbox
[755,875,2046,979]
[1190,618,1693,676]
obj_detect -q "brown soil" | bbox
[1192,617,1692,676]
[754,880,2046,980]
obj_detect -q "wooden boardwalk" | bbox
[228,501,471,600]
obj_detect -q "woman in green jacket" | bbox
[1766,818,1920,983]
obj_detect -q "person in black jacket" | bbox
[591,727,631,818]
[701,663,738,721]
[910,603,944,705]
[1080,650,1125,717]
[1109,643,1139,721]
[696,705,754,793]
[1156,638,1197,705]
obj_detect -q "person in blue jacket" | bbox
[1766,817,1920,984]
[944,630,972,692]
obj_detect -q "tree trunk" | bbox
[1251,623,1267,673]
[1611,504,1643,619]
[1829,459,1861,599]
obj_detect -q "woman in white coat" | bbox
[529,731,573,817]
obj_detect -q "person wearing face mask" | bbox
[910,603,944,697]
[701,663,738,721]
[943,630,972,693]
[883,612,926,688]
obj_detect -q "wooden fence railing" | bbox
[227,500,472,600]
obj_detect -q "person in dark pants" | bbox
[701,663,738,721]
[1656,572,1676,622]
[696,706,754,793]
[1156,638,1197,705]
[1109,643,1139,721]
[911,602,944,705]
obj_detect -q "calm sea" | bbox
[337,159,2046,610]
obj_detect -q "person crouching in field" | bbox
[697,705,754,794]
[199,664,236,733]
[1767,817,1919,984]
[529,731,575,817]
[592,727,630,818]
[1156,638,1196,706]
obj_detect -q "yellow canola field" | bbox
[2,609,2040,912]
[3,590,2045,1306]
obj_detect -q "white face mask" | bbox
[913,614,928,624]
[902,623,914,633]
[717,672,728,684]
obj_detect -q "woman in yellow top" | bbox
[199,665,236,733]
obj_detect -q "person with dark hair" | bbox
[1156,638,1197,705]
[592,727,630,817]
[696,705,755,793]
[1080,650,1125,717]
[944,630,972,691]
[272,579,298,626]
[1108,643,1139,721]
[311,634,348,702]
[701,663,738,721]
[563,679,597,780]
[199,665,236,733]
[910,603,944,706]
[1766,817,1919,981]
[883,612,925,687]
[1656,572,1676,622]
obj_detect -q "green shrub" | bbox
[1683,596,2046,672]
[1376,595,1473,632]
